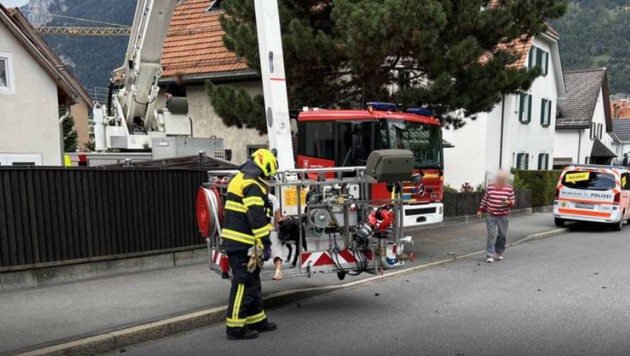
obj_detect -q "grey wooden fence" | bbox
[443,190,532,217]
[0,167,208,269]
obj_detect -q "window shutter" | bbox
[536,48,543,70]
[527,95,532,123]
[516,154,522,169]
[519,94,525,122]
[545,154,549,170]
[538,154,543,170]
[544,52,549,75]
[547,100,552,126]
[525,154,529,170]
[540,99,547,126]
[528,46,535,68]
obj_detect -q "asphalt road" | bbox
[106,224,630,356]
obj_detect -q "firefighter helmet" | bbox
[251,148,278,177]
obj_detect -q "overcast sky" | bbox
[0,0,29,8]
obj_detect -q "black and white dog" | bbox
[277,216,308,267]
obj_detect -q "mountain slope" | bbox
[18,0,630,98]
[21,0,136,99]
[550,0,630,94]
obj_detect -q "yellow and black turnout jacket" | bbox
[221,161,273,252]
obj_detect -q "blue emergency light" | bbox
[407,108,434,117]
[366,102,397,112]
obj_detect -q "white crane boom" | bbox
[119,0,176,129]
[254,0,295,170]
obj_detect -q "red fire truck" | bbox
[296,103,445,227]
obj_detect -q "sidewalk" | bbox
[0,213,558,355]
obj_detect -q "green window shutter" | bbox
[540,99,547,126]
[525,154,529,170]
[538,153,543,170]
[527,95,532,123]
[547,100,552,126]
[545,154,549,170]
[536,48,543,70]
[519,93,525,122]
[544,51,550,75]
[528,46,535,68]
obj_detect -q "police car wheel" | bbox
[612,216,624,232]
[554,218,565,228]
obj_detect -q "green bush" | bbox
[514,170,562,207]
[443,185,458,194]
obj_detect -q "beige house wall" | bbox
[0,22,61,165]
[70,102,90,149]
[158,80,268,164]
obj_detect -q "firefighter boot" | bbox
[227,329,259,340]
[251,322,277,333]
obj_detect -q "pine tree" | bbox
[61,108,78,152]
[211,0,567,130]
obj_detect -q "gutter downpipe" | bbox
[499,94,506,169]
[59,106,71,165]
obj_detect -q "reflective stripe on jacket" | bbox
[221,167,273,252]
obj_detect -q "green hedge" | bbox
[513,170,562,207]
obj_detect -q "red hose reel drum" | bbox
[196,186,223,238]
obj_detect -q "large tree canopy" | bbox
[209,0,567,131]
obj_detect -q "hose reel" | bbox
[196,186,223,238]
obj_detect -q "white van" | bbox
[554,165,630,231]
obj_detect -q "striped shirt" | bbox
[478,184,515,216]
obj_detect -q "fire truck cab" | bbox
[296,103,445,227]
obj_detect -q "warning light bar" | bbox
[366,102,397,113]
[406,108,434,117]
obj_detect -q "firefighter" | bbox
[222,148,278,340]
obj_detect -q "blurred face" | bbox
[175,75,184,85]
[495,171,509,186]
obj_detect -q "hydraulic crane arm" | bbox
[116,0,176,129]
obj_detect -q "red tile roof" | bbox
[612,101,630,119]
[161,0,250,78]
[482,1,557,67]
[480,35,533,68]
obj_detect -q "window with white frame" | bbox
[540,98,552,127]
[538,153,550,170]
[0,52,15,94]
[515,153,529,170]
[528,46,549,76]
[519,93,532,124]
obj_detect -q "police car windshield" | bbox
[562,171,615,191]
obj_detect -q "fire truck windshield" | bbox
[385,120,443,169]
[297,118,443,170]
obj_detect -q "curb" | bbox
[14,227,568,356]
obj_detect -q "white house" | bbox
[442,29,566,189]
[554,68,615,167]
[0,5,91,166]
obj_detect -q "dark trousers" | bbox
[226,250,269,336]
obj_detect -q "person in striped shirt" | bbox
[477,170,516,263]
